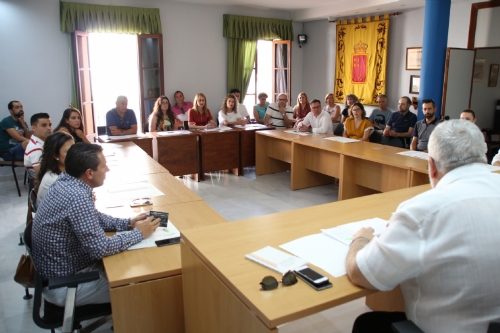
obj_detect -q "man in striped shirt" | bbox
[24,113,52,180]
[264,93,294,129]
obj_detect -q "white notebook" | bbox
[245,246,308,274]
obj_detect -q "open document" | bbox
[108,134,146,140]
[279,218,387,277]
[103,179,164,207]
[284,130,310,136]
[117,220,180,250]
[156,130,191,136]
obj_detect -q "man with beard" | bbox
[0,101,32,161]
[410,99,438,152]
[382,96,417,148]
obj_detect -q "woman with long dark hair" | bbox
[36,131,75,205]
[54,108,90,143]
[148,96,181,131]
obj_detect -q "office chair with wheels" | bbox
[392,319,500,333]
[23,221,112,333]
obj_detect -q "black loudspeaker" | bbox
[494,100,500,131]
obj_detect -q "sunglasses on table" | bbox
[260,271,298,291]
[131,197,153,207]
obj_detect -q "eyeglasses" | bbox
[351,108,362,112]
[119,118,125,129]
[260,271,297,291]
[311,106,321,110]
[181,108,185,115]
[131,198,152,206]
[161,102,169,105]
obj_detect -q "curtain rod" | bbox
[328,11,403,23]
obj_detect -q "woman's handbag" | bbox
[14,253,35,289]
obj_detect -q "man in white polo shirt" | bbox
[297,99,333,134]
[24,113,52,181]
[346,120,500,333]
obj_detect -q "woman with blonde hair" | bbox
[293,92,310,127]
[323,93,341,123]
[148,96,181,132]
[218,94,245,126]
[343,102,373,141]
[188,93,216,129]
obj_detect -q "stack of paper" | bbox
[397,150,429,160]
[284,130,310,136]
[218,126,233,131]
[246,246,308,274]
[156,130,192,136]
[117,221,180,250]
[108,134,145,140]
[279,218,388,277]
[324,137,359,143]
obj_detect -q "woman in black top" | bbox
[54,108,90,143]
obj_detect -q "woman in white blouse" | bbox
[323,93,341,123]
[36,132,75,206]
[218,94,246,126]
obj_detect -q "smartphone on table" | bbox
[148,211,169,227]
[294,266,332,291]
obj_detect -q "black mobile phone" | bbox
[149,211,169,227]
[155,237,180,247]
[295,266,329,286]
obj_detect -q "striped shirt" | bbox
[24,135,43,180]
[32,173,143,279]
[265,103,294,128]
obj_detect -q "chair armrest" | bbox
[391,320,425,333]
[48,271,100,290]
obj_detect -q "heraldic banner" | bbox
[334,17,389,106]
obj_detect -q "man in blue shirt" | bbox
[105,95,138,136]
[32,143,160,306]
[382,96,417,148]
[0,100,32,160]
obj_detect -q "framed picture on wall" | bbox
[473,58,486,82]
[406,47,422,70]
[488,64,499,87]
[409,75,420,94]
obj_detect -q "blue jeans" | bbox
[1,143,25,161]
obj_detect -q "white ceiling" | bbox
[174,0,426,22]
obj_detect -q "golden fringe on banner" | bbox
[330,12,402,24]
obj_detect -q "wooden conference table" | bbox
[256,130,429,200]
[95,142,227,333]
[181,184,431,333]
[151,124,272,180]
[98,134,154,157]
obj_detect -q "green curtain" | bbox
[60,1,162,34]
[223,14,293,100]
[68,34,80,110]
[227,39,257,102]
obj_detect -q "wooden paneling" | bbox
[110,275,184,333]
[198,130,240,178]
[154,133,200,176]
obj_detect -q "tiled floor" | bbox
[0,168,369,333]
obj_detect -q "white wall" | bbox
[0,0,300,125]
[300,0,481,116]
[470,48,500,129]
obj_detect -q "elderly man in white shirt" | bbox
[346,120,500,333]
[297,99,333,134]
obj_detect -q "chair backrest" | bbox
[29,189,37,213]
[334,123,344,136]
[97,126,106,136]
[143,123,149,133]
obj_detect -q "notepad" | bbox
[117,221,180,250]
[245,246,308,274]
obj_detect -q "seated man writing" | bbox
[346,120,500,333]
[106,96,138,136]
[32,143,160,306]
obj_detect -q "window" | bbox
[273,40,291,103]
